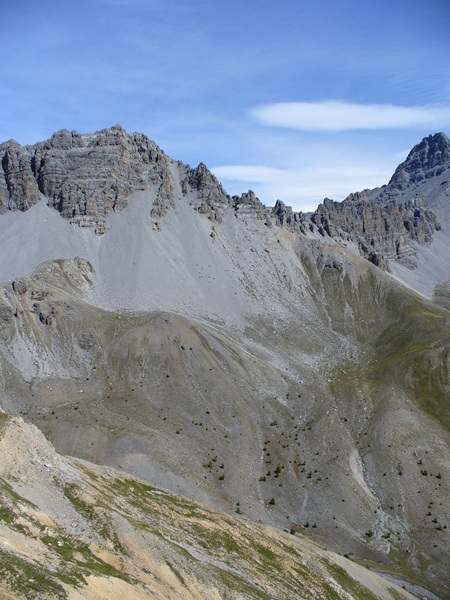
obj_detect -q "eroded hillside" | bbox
[0,413,419,600]
[0,127,449,599]
[0,248,448,598]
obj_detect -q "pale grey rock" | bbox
[0,126,449,299]
[272,199,308,234]
[312,194,440,269]
[306,133,449,269]
[0,140,41,212]
[0,130,448,597]
[182,162,229,222]
[150,169,175,219]
[0,301,13,328]
[264,134,449,272]
[0,125,170,234]
[232,190,272,225]
[389,132,450,190]
[11,279,28,294]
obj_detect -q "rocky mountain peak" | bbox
[0,128,449,598]
[39,128,85,151]
[0,125,169,234]
[389,131,450,190]
[305,132,449,270]
[271,199,308,234]
[182,161,228,203]
[181,162,230,222]
[0,127,449,275]
[231,190,273,225]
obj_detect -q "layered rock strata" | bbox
[274,133,449,269]
[312,194,440,268]
[0,127,448,270]
[0,125,168,234]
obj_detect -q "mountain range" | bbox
[0,126,449,599]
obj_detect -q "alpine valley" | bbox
[0,126,448,600]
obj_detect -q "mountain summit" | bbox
[1,127,449,296]
[389,132,450,189]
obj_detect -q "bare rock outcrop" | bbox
[267,133,448,270]
[272,199,308,234]
[0,125,170,234]
[389,131,450,190]
[0,140,41,211]
[307,133,449,269]
[232,189,272,225]
[1,127,448,272]
[182,162,229,222]
[312,194,440,268]
[149,169,175,220]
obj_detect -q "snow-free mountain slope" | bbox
[1,252,448,598]
[0,413,419,600]
[1,128,449,304]
[308,132,450,297]
[0,127,449,599]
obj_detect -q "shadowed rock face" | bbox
[0,140,41,211]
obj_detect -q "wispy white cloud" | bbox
[212,161,394,212]
[251,101,450,131]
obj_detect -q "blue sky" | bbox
[1,0,449,211]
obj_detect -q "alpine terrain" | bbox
[0,126,448,599]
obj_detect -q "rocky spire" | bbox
[388,132,450,190]
[0,139,41,212]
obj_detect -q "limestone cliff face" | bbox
[312,194,440,268]
[0,125,263,233]
[232,189,272,224]
[272,199,308,234]
[326,133,449,268]
[0,127,448,270]
[389,132,450,190]
[0,125,169,234]
[0,139,41,211]
[181,162,229,222]
[287,133,449,269]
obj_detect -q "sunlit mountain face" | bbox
[0,127,449,600]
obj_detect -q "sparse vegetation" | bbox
[0,134,449,599]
